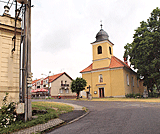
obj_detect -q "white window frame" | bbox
[59,89,63,93]
[66,89,69,94]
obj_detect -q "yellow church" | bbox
[80,25,145,98]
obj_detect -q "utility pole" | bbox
[20,0,32,121]
[25,0,32,121]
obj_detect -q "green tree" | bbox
[124,7,160,92]
[71,77,87,99]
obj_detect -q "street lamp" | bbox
[41,71,51,97]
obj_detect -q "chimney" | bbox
[124,57,128,65]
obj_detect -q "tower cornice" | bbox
[91,39,114,46]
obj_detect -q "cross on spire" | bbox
[100,20,103,29]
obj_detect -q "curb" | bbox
[67,110,90,124]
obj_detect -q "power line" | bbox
[7,0,10,5]
[0,0,21,6]
[9,0,14,9]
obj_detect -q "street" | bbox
[44,100,160,134]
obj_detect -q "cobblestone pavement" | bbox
[12,118,64,134]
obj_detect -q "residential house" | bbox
[32,72,76,98]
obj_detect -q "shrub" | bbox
[125,93,142,98]
[0,93,17,128]
[148,92,158,98]
[125,93,134,98]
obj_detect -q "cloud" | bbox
[1,0,160,80]
[41,29,71,53]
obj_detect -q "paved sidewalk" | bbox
[12,103,87,134]
[12,119,64,134]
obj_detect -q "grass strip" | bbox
[0,101,73,134]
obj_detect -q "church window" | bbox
[127,74,129,85]
[137,79,139,87]
[109,47,112,54]
[132,77,134,87]
[98,46,102,54]
[99,74,103,83]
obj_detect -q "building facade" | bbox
[32,72,76,98]
[80,26,145,98]
[0,12,21,105]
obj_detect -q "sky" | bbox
[0,0,160,80]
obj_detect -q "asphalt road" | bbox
[46,99,160,134]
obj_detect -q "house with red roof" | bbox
[80,25,145,98]
[32,72,76,98]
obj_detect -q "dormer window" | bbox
[98,46,102,54]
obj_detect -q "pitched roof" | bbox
[109,56,130,69]
[43,72,72,83]
[80,56,130,73]
[32,72,72,84]
[80,63,93,73]
[32,79,41,84]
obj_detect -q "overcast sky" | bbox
[0,0,160,80]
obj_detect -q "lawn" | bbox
[73,98,160,103]
[0,101,73,134]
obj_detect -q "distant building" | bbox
[32,72,76,98]
[0,9,21,105]
[80,25,145,98]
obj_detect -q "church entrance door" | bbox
[99,88,104,98]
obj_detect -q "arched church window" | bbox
[99,74,103,83]
[109,47,112,55]
[98,46,102,54]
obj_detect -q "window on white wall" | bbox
[66,89,69,93]
[59,89,63,93]
[127,74,129,86]
[132,77,134,87]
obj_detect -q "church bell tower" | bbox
[91,24,114,69]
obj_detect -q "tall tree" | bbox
[124,7,160,91]
[71,77,87,99]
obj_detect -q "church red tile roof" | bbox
[109,56,130,69]
[80,56,130,73]
[80,63,93,73]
